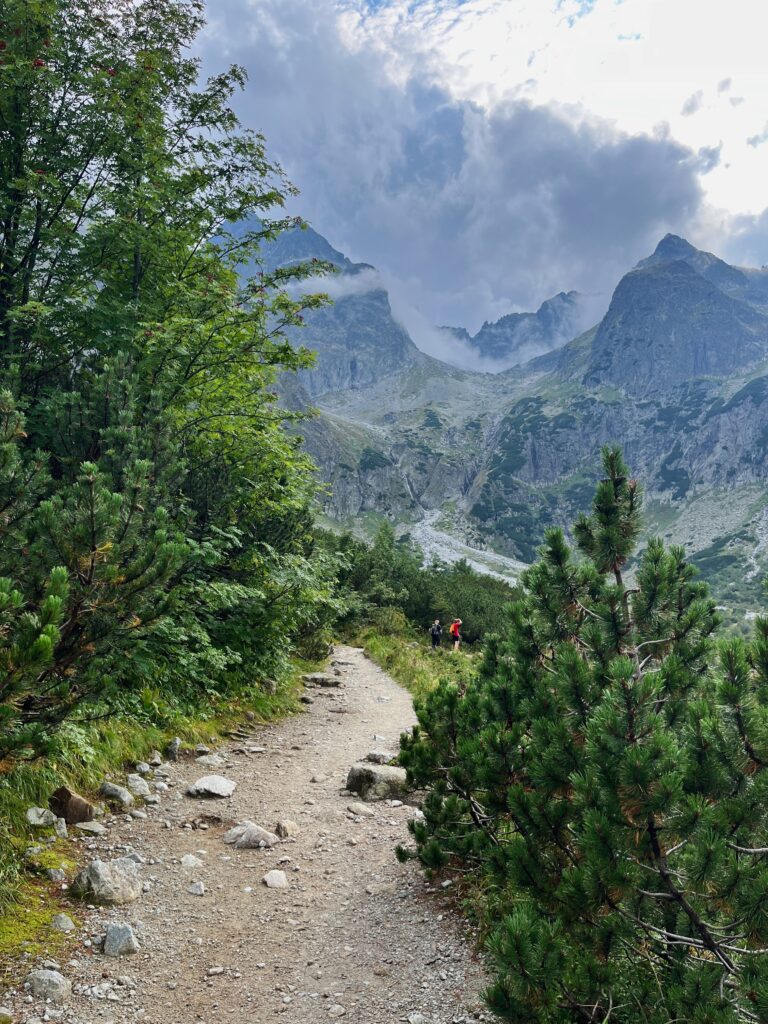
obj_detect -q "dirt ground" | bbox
[5,645,491,1024]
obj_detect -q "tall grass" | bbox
[357,627,477,704]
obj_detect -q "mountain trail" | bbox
[10,646,489,1024]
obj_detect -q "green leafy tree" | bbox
[0,0,333,758]
[400,447,768,1023]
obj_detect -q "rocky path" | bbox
[6,646,490,1024]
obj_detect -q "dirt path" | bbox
[8,646,490,1024]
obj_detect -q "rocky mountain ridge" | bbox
[278,228,768,620]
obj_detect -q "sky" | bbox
[200,0,768,339]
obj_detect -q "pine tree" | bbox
[400,446,768,1023]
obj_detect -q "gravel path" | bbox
[8,645,490,1024]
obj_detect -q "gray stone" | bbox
[72,857,142,905]
[302,673,341,688]
[223,822,280,849]
[275,819,299,839]
[347,802,375,818]
[407,1015,428,1024]
[47,868,66,882]
[195,753,226,768]
[25,969,71,1004]
[135,761,151,775]
[51,914,75,933]
[0,1006,11,1023]
[103,922,140,957]
[188,881,205,896]
[166,737,181,762]
[310,773,328,784]
[53,817,68,838]
[99,781,134,808]
[75,821,106,836]
[130,809,147,820]
[126,774,151,798]
[366,750,395,765]
[26,807,57,828]
[346,763,409,801]
[328,1006,346,1018]
[181,854,204,868]
[186,775,236,798]
[149,750,163,766]
[262,869,288,889]
[195,744,211,754]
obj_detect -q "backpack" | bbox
[430,623,441,637]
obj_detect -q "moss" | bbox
[0,882,78,976]
[359,446,391,472]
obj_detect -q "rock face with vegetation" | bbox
[286,230,768,618]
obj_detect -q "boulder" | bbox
[262,869,288,889]
[99,781,134,808]
[49,786,94,824]
[223,821,280,849]
[346,763,409,801]
[75,821,106,836]
[186,775,236,798]
[125,774,151,798]
[26,807,57,828]
[72,857,142,905]
[195,753,226,768]
[302,673,341,688]
[25,969,71,1004]
[103,922,140,957]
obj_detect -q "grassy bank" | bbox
[356,628,478,703]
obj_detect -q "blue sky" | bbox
[201,0,768,334]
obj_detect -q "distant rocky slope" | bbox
[274,227,768,620]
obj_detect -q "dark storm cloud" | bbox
[199,0,705,332]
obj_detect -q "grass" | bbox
[356,628,478,704]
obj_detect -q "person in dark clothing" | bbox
[430,619,442,648]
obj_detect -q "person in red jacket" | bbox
[449,618,462,651]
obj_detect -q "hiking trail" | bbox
[7,645,490,1024]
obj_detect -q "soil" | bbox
[6,645,490,1024]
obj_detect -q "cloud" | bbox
[697,144,722,173]
[747,124,768,148]
[199,0,708,332]
[717,77,732,93]
[681,90,704,117]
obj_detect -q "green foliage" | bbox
[0,0,341,762]
[321,524,519,644]
[400,446,768,1023]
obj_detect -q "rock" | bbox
[103,922,140,957]
[366,750,395,765]
[223,822,280,849]
[135,761,151,775]
[248,746,267,754]
[195,744,211,754]
[51,913,75,933]
[125,774,150,798]
[149,750,163,766]
[47,868,66,882]
[195,753,226,767]
[275,819,299,839]
[347,802,376,818]
[71,857,142,905]
[166,737,181,761]
[130,809,147,820]
[407,1015,428,1024]
[26,807,57,828]
[310,773,328,784]
[75,821,106,836]
[0,1006,11,1023]
[188,881,205,896]
[328,1005,346,1018]
[186,775,236,798]
[300,695,314,705]
[25,969,71,1004]
[181,854,204,868]
[207,966,225,976]
[302,673,341,688]
[48,786,94,824]
[144,793,161,804]
[53,817,68,838]
[262,870,288,889]
[245,710,256,721]
[346,763,409,801]
[99,781,134,808]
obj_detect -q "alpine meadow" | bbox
[3,2,768,1024]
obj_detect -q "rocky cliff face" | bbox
[275,227,768,615]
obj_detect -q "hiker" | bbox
[449,618,462,651]
[429,619,442,649]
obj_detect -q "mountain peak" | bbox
[652,233,698,261]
